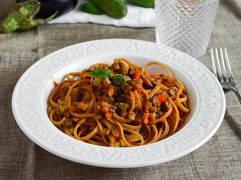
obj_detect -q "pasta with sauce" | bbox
[48,58,190,147]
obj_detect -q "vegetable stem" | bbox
[0,0,56,33]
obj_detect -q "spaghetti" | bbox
[48,59,190,147]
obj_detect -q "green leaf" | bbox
[111,74,126,86]
[90,68,112,80]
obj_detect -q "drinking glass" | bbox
[155,0,219,58]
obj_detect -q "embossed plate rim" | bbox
[12,39,226,168]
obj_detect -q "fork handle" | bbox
[231,87,241,104]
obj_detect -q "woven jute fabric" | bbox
[0,1,241,179]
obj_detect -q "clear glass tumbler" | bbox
[155,0,219,58]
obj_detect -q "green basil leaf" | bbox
[90,68,112,80]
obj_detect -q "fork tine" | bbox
[224,48,234,83]
[215,48,224,82]
[219,48,229,82]
[210,48,217,77]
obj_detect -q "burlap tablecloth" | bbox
[1,1,241,179]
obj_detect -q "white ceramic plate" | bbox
[12,39,225,168]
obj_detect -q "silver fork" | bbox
[210,48,241,104]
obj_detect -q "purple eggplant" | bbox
[36,0,78,19]
[16,0,78,18]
